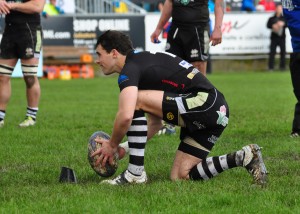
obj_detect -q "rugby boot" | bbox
[101,170,147,185]
[242,144,268,187]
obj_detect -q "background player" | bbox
[0,0,45,128]
[281,0,300,137]
[150,0,224,134]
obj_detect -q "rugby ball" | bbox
[87,131,118,177]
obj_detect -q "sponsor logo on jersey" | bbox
[162,79,178,87]
[186,92,208,109]
[179,60,193,69]
[118,74,129,84]
[175,0,192,5]
[216,105,229,127]
[282,0,295,10]
[192,121,206,129]
[167,112,174,120]
[187,68,200,79]
[208,135,218,144]
[190,49,199,58]
[25,48,33,57]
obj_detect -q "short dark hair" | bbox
[95,30,134,55]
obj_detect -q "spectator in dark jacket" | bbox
[267,4,287,71]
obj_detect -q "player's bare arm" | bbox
[8,0,45,14]
[110,86,138,147]
[211,0,224,46]
[92,86,138,167]
[150,0,173,43]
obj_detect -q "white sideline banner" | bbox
[145,13,292,55]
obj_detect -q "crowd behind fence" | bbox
[74,0,146,14]
[71,0,283,14]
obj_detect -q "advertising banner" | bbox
[145,13,292,55]
[209,13,292,54]
[42,15,145,52]
[42,16,74,46]
[0,14,145,77]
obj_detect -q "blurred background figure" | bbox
[257,0,276,11]
[42,0,64,17]
[241,0,256,12]
[114,1,129,13]
[267,4,286,71]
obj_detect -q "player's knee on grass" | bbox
[170,150,202,181]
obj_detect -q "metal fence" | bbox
[74,0,146,14]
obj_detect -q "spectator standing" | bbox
[0,0,46,128]
[113,1,128,13]
[257,0,276,11]
[267,4,287,71]
[241,0,256,12]
[281,0,300,137]
[42,0,64,17]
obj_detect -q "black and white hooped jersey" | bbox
[118,51,215,94]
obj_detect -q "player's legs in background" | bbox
[0,58,18,127]
[191,61,207,76]
[290,52,300,137]
[279,38,286,70]
[268,39,277,70]
[19,57,40,127]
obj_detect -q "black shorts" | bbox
[166,22,210,62]
[162,88,229,159]
[0,22,43,59]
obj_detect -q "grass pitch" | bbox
[0,71,299,213]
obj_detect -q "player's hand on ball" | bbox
[88,131,118,177]
[92,137,118,167]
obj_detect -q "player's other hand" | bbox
[0,1,10,15]
[150,29,162,43]
[210,29,222,46]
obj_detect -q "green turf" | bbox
[0,72,299,213]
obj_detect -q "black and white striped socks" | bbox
[189,150,245,180]
[127,110,148,176]
[26,107,38,121]
[0,110,5,122]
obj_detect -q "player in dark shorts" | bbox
[0,0,45,128]
[151,0,224,134]
[151,0,224,76]
[91,30,268,186]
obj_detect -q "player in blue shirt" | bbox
[281,0,300,137]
